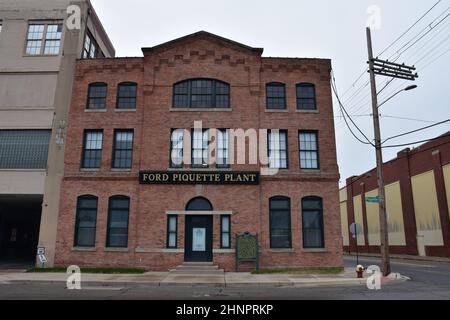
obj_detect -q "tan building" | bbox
[0,0,114,268]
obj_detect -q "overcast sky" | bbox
[91,0,450,186]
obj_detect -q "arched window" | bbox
[106,196,130,248]
[186,197,213,211]
[116,82,137,109]
[173,79,230,108]
[296,83,316,110]
[74,195,98,247]
[266,82,286,110]
[302,196,324,248]
[269,196,291,248]
[87,82,107,109]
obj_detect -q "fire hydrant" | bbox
[356,265,365,278]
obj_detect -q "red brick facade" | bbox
[54,32,342,271]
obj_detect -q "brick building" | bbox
[54,31,342,271]
[340,132,450,258]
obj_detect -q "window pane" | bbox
[270,198,291,248]
[173,80,230,108]
[221,233,230,248]
[168,233,177,248]
[221,216,230,232]
[299,132,319,169]
[26,40,42,55]
[45,24,62,40]
[169,216,177,232]
[268,130,287,169]
[267,84,286,109]
[117,84,137,109]
[107,197,129,247]
[171,129,184,167]
[75,196,97,247]
[76,228,96,247]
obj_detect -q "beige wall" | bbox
[340,201,349,246]
[0,171,46,194]
[444,164,450,220]
[411,170,444,246]
[353,195,365,245]
[365,189,380,245]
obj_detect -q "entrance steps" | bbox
[169,262,224,274]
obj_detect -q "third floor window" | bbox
[173,79,230,109]
[266,82,286,110]
[26,23,62,55]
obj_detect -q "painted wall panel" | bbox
[385,182,406,246]
[340,202,349,246]
[411,170,444,246]
[365,189,380,245]
[352,195,365,245]
[443,164,450,220]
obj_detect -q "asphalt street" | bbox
[0,256,449,300]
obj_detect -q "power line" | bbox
[382,132,450,148]
[380,115,446,123]
[378,0,443,57]
[331,71,374,146]
[382,118,450,144]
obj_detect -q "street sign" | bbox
[38,254,47,264]
[37,247,45,255]
[349,223,361,236]
[366,197,380,203]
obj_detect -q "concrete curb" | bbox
[345,253,450,263]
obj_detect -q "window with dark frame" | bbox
[216,129,229,168]
[269,196,292,249]
[220,215,231,249]
[116,82,137,109]
[106,196,130,248]
[302,197,324,248]
[173,79,230,108]
[74,196,98,247]
[170,129,184,168]
[82,130,103,169]
[297,83,317,110]
[266,83,286,110]
[192,129,209,168]
[268,129,288,169]
[26,23,62,56]
[87,83,107,109]
[299,131,319,169]
[167,215,178,248]
[83,31,101,59]
[112,130,133,169]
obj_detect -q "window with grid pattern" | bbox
[170,129,184,168]
[302,197,324,248]
[173,79,230,108]
[83,31,101,59]
[266,83,286,109]
[297,83,316,110]
[113,130,133,169]
[74,196,98,247]
[268,129,288,169]
[216,129,229,168]
[0,130,51,169]
[167,215,178,248]
[192,129,209,168]
[221,215,231,248]
[82,130,103,168]
[299,131,319,169]
[26,23,62,55]
[269,197,292,249]
[117,83,137,109]
[106,196,130,248]
[87,83,107,109]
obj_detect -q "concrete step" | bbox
[169,262,224,274]
[175,265,219,271]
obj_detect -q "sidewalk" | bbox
[345,252,450,263]
[0,267,408,288]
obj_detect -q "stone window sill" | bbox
[111,168,132,172]
[85,109,107,113]
[213,249,235,253]
[169,108,232,112]
[269,248,295,253]
[302,248,327,253]
[72,247,96,252]
[114,109,136,112]
[104,248,129,252]
[80,168,100,172]
[296,109,319,113]
[265,109,288,113]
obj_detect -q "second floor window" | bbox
[297,83,316,110]
[299,131,319,169]
[173,79,230,108]
[268,129,288,169]
[26,23,62,55]
[266,82,286,110]
[217,129,229,168]
[170,129,184,168]
[112,130,134,169]
[192,129,210,168]
[116,83,137,109]
[87,83,107,109]
[82,130,103,168]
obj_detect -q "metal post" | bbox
[366,27,391,276]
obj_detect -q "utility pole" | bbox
[366,27,418,276]
[367,27,390,276]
